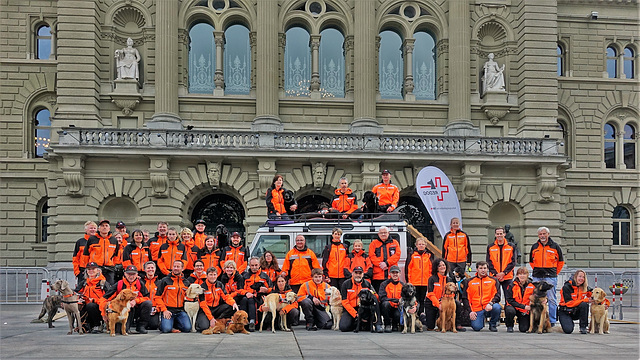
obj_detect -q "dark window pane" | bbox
[413,31,436,100]
[309,2,322,15]
[40,200,49,243]
[624,142,636,169]
[604,142,615,168]
[620,222,630,246]
[224,24,251,95]
[379,30,403,100]
[285,27,311,97]
[613,206,630,219]
[189,23,215,94]
[612,221,619,245]
[403,5,416,18]
[557,45,564,76]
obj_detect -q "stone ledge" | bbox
[610,246,640,254]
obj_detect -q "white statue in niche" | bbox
[115,38,141,80]
[482,53,505,93]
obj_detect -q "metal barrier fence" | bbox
[1,267,50,304]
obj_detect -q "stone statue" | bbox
[482,53,505,93]
[313,162,325,189]
[504,224,522,264]
[115,38,141,80]
[207,161,221,188]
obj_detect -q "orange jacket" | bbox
[345,249,373,279]
[199,280,235,320]
[193,232,207,250]
[188,271,207,285]
[463,275,500,312]
[505,279,535,314]
[379,279,403,308]
[529,238,564,278]
[147,234,167,262]
[154,273,190,312]
[341,278,375,317]
[219,271,247,298]
[281,246,321,286]
[243,269,272,296]
[272,287,298,313]
[182,238,199,271]
[157,239,187,276]
[372,182,399,210]
[486,240,516,281]
[103,277,150,306]
[297,280,330,304]
[82,233,119,267]
[198,247,221,275]
[331,188,358,214]
[369,237,401,280]
[322,241,349,279]
[72,234,89,276]
[219,245,249,273]
[442,229,471,264]
[113,235,129,265]
[266,186,286,215]
[426,273,453,307]
[76,274,108,303]
[560,279,592,308]
[261,267,280,284]
[143,276,158,305]
[122,243,150,271]
[405,249,432,286]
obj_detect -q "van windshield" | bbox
[250,234,289,258]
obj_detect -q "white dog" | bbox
[184,283,204,332]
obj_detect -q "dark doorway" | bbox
[397,196,434,248]
[296,194,331,214]
[192,194,245,236]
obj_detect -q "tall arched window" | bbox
[606,47,617,78]
[623,47,635,79]
[413,31,436,100]
[379,30,403,100]
[284,27,311,97]
[224,24,251,95]
[38,198,49,243]
[557,120,568,157]
[624,124,636,169]
[604,123,616,168]
[557,44,565,76]
[36,25,51,60]
[34,109,51,158]
[319,28,345,98]
[612,205,632,246]
[189,22,215,94]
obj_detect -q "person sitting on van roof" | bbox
[344,239,373,279]
[330,177,359,219]
[372,170,399,213]
[322,228,350,290]
[266,174,297,220]
[281,235,320,294]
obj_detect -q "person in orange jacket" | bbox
[372,169,399,213]
[219,260,249,319]
[73,220,97,285]
[122,229,151,278]
[298,268,333,331]
[219,232,249,274]
[379,265,404,332]
[344,240,373,279]
[198,235,221,275]
[424,258,466,332]
[188,260,207,285]
[281,235,321,293]
[82,219,120,285]
[558,269,607,334]
[142,261,160,331]
[339,266,383,332]
[405,237,433,319]
[529,226,564,326]
[243,257,273,331]
[74,262,110,333]
[504,267,536,333]
[102,265,152,334]
[193,219,208,249]
[157,227,187,278]
[195,266,239,332]
[462,261,501,332]
[330,177,359,219]
[261,274,300,329]
[265,174,297,219]
[322,228,350,289]
[369,226,401,292]
[442,217,472,278]
[260,250,281,284]
[485,227,517,304]
[155,260,192,333]
[147,221,168,276]
[180,228,200,278]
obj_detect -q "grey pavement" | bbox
[1,304,639,360]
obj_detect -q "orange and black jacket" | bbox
[322,241,349,279]
[157,239,187,276]
[72,234,89,276]
[154,273,191,312]
[486,240,517,281]
[113,235,129,265]
[122,243,151,271]
[266,186,296,216]
[199,280,235,320]
[341,278,375,318]
[103,277,150,305]
[297,279,330,305]
[369,237,401,280]
[405,248,433,286]
[442,229,471,264]
[219,244,249,273]
[188,271,207,285]
[529,237,564,278]
[559,279,592,308]
[75,274,110,303]
[146,233,167,262]
[331,188,358,214]
[372,182,399,209]
[193,231,207,250]
[271,285,298,313]
[426,273,455,307]
[219,270,247,298]
[462,274,500,312]
[379,279,403,308]
[243,269,272,296]
[198,247,221,274]
[281,246,321,285]
[344,249,373,279]
[262,267,280,284]
[182,238,199,272]
[143,276,158,305]
[82,232,119,267]
[505,279,535,314]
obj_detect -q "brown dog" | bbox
[528,281,553,334]
[225,310,250,335]
[437,282,458,333]
[589,287,610,334]
[202,319,230,335]
[106,289,137,337]
[259,291,297,333]
[51,279,84,335]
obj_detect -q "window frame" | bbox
[606,45,618,79]
[623,46,635,80]
[612,205,632,247]
[37,198,49,243]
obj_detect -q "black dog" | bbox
[360,191,379,218]
[283,189,296,216]
[35,294,62,328]
[215,224,229,249]
[399,283,422,333]
[356,289,379,333]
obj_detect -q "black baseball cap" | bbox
[381,169,392,175]
[125,265,138,273]
[116,221,126,229]
[389,265,401,273]
[195,219,206,225]
[353,266,364,273]
[231,232,241,237]
[86,262,99,269]
[98,219,110,226]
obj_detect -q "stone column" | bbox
[149,0,182,129]
[403,38,415,101]
[344,35,354,98]
[310,34,321,99]
[213,31,225,96]
[350,0,381,134]
[252,0,282,132]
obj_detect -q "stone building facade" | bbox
[0,0,638,269]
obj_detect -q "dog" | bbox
[35,294,63,328]
[105,289,138,336]
[355,288,378,333]
[202,318,230,335]
[325,286,343,331]
[589,287,610,334]
[360,191,379,217]
[226,310,250,335]
[50,279,84,335]
[398,283,418,334]
[215,224,229,250]
[259,291,297,333]
[528,281,554,334]
[185,283,204,332]
[437,282,458,333]
[283,189,296,216]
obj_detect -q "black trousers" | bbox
[261,307,300,329]
[146,312,160,330]
[371,279,384,293]
[559,302,589,334]
[380,301,400,326]
[81,302,103,329]
[415,285,428,316]
[328,277,346,290]
[448,262,467,279]
[424,300,464,330]
[195,304,235,332]
[126,300,152,330]
[498,279,512,304]
[339,306,382,332]
[299,298,332,329]
[504,305,530,332]
[101,267,115,285]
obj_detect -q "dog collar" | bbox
[442,293,455,298]
[184,297,198,302]
[63,293,75,298]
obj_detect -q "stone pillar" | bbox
[445,0,474,136]
[214,31,225,96]
[310,34,321,99]
[252,0,282,132]
[403,38,415,101]
[344,35,354,98]
[149,0,182,129]
[351,0,382,135]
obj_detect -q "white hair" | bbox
[537,226,550,233]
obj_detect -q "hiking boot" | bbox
[391,325,399,332]
[384,325,392,333]
[136,325,148,334]
[248,322,255,332]
[456,326,466,332]
[580,327,587,334]
[91,326,102,334]
[507,326,514,333]
[306,324,317,331]
[489,325,498,332]
[375,324,384,333]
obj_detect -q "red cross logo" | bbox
[420,177,449,201]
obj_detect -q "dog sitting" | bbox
[589,287,610,334]
[360,191,379,217]
[399,283,422,334]
[105,289,138,336]
[260,291,297,333]
[283,189,297,216]
[437,282,458,333]
[355,288,378,333]
[325,286,343,331]
[35,294,63,328]
[185,283,204,332]
[226,310,250,335]
[528,281,554,334]
[50,279,84,335]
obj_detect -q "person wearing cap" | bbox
[369,226,401,293]
[321,227,350,289]
[330,177,359,219]
[193,219,207,249]
[371,169,399,213]
[75,262,110,333]
[157,227,187,278]
[298,268,333,331]
[82,219,120,285]
[219,231,249,273]
[379,265,404,332]
[147,221,169,273]
[281,234,321,293]
[155,259,193,333]
[102,265,152,334]
[339,265,383,332]
[73,220,97,285]
[122,229,151,278]
[265,174,297,219]
[115,221,129,243]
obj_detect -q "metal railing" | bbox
[1,267,50,304]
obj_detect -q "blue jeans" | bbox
[470,303,501,331]
[532,276,558,324]
[159,310,191,333]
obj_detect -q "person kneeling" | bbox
[463,261,501,332]
[298,268,333,331]
[196,267,239,332]
[339,266,383,333]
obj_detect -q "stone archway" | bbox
[296,194,332,214]
[488,201,524,265]
[191,193,246,236]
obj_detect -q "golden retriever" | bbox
[51,279,84,335]
[259,292,297,333]
[202,318,230,335]
[437,282,458,333]
[184,283,204,332]
[226,310,250,335]
[106,289,137,336]
[326,286,343,331]
[589,287,610,334]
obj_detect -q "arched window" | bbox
[557,120,568,157]
[224,24,251,95]
[319,28,345,98]
[192,194,246,235]
[36,25,51,60]
[612,205,632,246]
[189,22,215,94]
[379,30,403,100]
[606,47,618,78]
[604,123,616,168]
[557,44,565,76]
[623,47,635,79]
[413,31,436,100]
[624,124,636,169]
[38,198,49,243]
[34,109,51,158]
[284,27,311,97]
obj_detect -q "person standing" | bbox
[529,226,564,326]
[82,219,119,285]
[330,177,359,219]
[219,232,249,274]
[193,219,207,249]
[322,228,350,289]
[371,170,399,213]
[485,227,516,303]
[157,228,187,278]
[405,237,433,319]
[462,261,501,332]
[281,235,320,293]
[442,217,471,277]
[73,221,97,285]
[369,226,401,292]
[122,229,151,278]
[199,235,221,275]
[147,222,169,272]
[180,228,200,278]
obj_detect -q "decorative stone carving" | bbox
[149,157,169,197]
[361,161,380,193]
[61,156,85,197]
[536,165,557,203]
[115,38,141,80]
[312,162,326,189]
[257,160,276,198]
[207,161,221,189]
[482,53,505,94]
[461,162,482,201]
[481,91,510,124]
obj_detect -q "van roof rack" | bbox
[261,212,406,229]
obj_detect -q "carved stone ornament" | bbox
[536,165,557,203]
[481,91,510,124]
[313,162,326,189]
[207,161,221,188]
[61,156,85,196]
[461,163,482,201]
[110,79,142,115]
[257,160,277,198]
[149,157,169,197]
